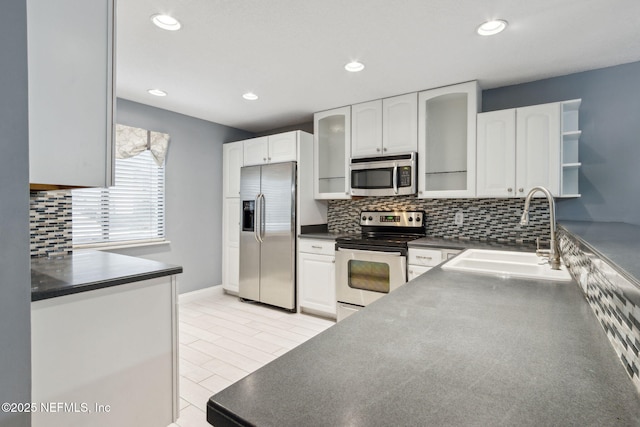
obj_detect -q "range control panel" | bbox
[359,211,424,228]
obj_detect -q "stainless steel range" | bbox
[335,210,426,321]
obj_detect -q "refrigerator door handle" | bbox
[259,193,266,242]
[254,194,261,243]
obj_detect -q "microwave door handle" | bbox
[392,163,398,195]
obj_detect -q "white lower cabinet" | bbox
[298,239,336,318]
[31,276,178,427]
[408,247,460,280]
[408,265,432,281]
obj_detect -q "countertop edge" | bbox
[31,266,183,302]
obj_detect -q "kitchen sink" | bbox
[441,249,573,281]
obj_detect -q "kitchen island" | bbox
[31,251,182,427]
[207,263,640,426]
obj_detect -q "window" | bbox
[72,150,165,246]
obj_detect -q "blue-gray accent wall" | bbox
[112,99,254,293]
[482,61,640,226]
[0,0,31,425]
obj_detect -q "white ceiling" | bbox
[116,0,640,133]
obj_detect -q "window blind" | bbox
[72,150,165,245]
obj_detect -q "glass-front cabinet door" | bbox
[417,81,480,198]
[314,106,351,199]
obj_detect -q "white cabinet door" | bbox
[418,81,479,198]
[408,265,431,281]
[516,103,561,197]
[299,251,336,317]
[314,107,351,199]
[223,142,244,198]
[476,109,517,197]
[383,93,418,155]
[28,0,115,188]
[32,276,178,427]
[351,100,383,158]
[222,199,241,294]
[267,132,297,163]
[243,136,269,166]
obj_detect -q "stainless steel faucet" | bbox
[520,186,561,270]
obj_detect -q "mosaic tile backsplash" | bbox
[328,196,550,244]
[30,190,72,258]
[559,230,640,393]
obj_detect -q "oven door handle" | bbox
[392,163,398,195]
[337,248,403,257]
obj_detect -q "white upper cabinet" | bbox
[477,100,581,198]
[382,93,418,155]
[476,109,517,197]
[351,94,418,158]
[28,0,115,189]
[351,100,383,158]
[223,141,244,198]
[516,103,561,196]
[267,131,298,163]
[418,81,480,198]
[314,107,351,199]
[243,137,269,166]
[243,133,297,166]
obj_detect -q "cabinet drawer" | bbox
[299,239,335,256]
[408,248,443,267]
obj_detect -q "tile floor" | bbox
[169,286,335,427]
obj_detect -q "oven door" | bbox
[336,248,407,308]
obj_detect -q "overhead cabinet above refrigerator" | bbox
[239,162,296,311]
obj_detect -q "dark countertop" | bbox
[560,220,640,286]
[207,265,640,426]
[31,250,183,301]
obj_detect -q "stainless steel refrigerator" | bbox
[239,162,296,311]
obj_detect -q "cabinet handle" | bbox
[518,188,524,193]
[311,245,322,249]
[507,188,513,193]
[416,255,432,260]
[263,157,266,161]
[268,157,271,161]
[376,148,381,152]
[383,147,387,152]
[332,259,335,263]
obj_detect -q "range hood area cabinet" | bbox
[351,93,418,158]
[476,99,581,198]
[417,81,480,198]
[314,107,352,199]
[27,0,115,190]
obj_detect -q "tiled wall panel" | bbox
[559,230,640,393]
[328,196,550,244]
[30,190,72,257]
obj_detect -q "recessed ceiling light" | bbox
[151,14,181,31]
[345,61,365,72]
[148,89,167,97]
[243,92,259,101]
[477,19,508,36]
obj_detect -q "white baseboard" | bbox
[178,284,222,304]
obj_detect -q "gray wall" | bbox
[112,99,253,294]
[0,0,31,425]
[483,61,640,226]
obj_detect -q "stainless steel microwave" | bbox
[350,152,417,196]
